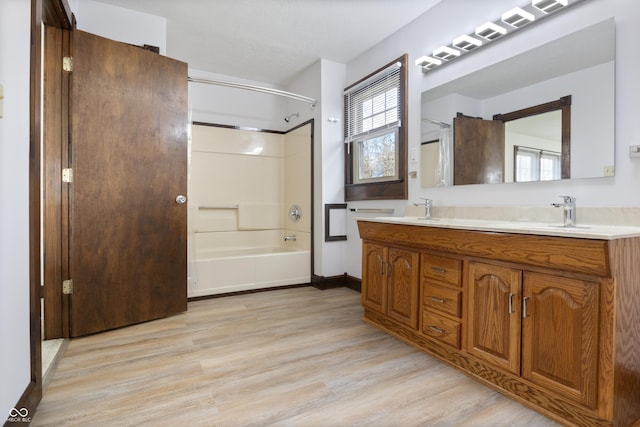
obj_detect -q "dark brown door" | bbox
[68,30,188,337]
[454,116,505,185]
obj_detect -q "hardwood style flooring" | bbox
[31,287,559,426]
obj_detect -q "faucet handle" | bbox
[420,197,432,205]
[558,195,576,204]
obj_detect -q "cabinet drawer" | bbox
[423,284,461,318]
[422,312,461,349]
[422,254,461,288]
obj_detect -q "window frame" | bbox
[344,54,408,201]
[352,125,400,184]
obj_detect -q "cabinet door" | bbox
[387,247,420,329]
[362,242,388,313]
[468,262,522,375]
[522,272,599,408]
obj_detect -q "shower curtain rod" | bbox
[422,118,451,127]
[188,76,317,107]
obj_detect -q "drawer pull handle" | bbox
[428,326,445,334]
[429,296,446,303]
[430,267,446,273]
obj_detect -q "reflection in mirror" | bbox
[510,111,562,182]
[420,18,615,187]
[421,118,452,187]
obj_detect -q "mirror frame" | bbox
[493,95,572,180]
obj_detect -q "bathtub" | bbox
[188,246,311,297]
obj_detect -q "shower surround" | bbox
[188,124,312,297]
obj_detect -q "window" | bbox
[515,146,561,182]
[344,55,407,200]
[354,128,399,183]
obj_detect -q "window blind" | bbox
[344,63,402,142]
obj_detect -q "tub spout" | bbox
[284,234,297,242]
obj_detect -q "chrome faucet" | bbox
[284,234,297,242]
[551,195,576,227]
[414,198,434,220]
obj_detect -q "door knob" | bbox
[175,195,187,204]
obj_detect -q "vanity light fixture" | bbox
[532,0,568,13]
[475,22,508,40]
[452,35,483,51]
[415,55,442,70]
[502,7,535,28]
[433,46,461,61]
[416,0,584,73]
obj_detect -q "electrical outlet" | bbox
[603,165,615,176]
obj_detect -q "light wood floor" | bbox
[32,287,559,426]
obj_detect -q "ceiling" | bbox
[93,0,443,85]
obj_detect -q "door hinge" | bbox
[63,56,73,72]
[62,168,73,183]
[62,279,73,295]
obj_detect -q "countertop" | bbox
[357,216,640,240]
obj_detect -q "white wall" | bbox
[318,59,347,277]
[344,0,640,278]
[189,68,287,131]
[0,0,32,417]
[72,0,166,54]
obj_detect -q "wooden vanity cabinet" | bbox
[468,262,599,408]
[362,241,419,329]
[421,254,463,349]
[357,220,640,427]
[467,262,522,375]
[522,271,600,409]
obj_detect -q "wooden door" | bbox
[68,30,188,336]
[454,116,505,185]
[361,242,388,313]
[467,262,522,375]
[386,247,419,329]
[522,272,599,408]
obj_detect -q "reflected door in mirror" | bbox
[454,116,505,185]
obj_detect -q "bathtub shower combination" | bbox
[188,124,312,297]
[191,239,310,297]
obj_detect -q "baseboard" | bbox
[187,283,311,302]
[312,274,361,292]
[4,380,40,427]
[42,339,69,394]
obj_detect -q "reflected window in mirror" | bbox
[344,54,408,201]
[515,146,561,182]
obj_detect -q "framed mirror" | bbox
[420,18,615,187]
